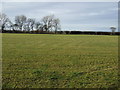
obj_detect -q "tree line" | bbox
[0,13,118,35]
[0,13,61,33]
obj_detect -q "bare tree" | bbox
[23,23,28,32]
[35,22,43,31]
[0,13,61,34]
[41,15,61,33]
[26,18,35,32]
[30,18,35,31]
[110,26,116,35]
[41,15,55,32]
[53,18,61,34]
[11,24,19,31]
[5,18,13,30]
[0,13,9,31]
[15,15,27,31]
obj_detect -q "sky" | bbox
[1,2,118,32]
[2,0,120,2]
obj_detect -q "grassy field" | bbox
[2,33,118,88]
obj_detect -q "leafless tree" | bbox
[110,26,116,35]
[15,15,27,31]
[26,18,35,32]
[0,13,9,31]
[53,18,61,33]
[41,15,61,33]
[1,13,61,33]
[41,15,55,32]
[23,23,28,32]
[12,24,19,31]
[29,18,35,31]
[35,22,43,31]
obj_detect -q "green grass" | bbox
[2,33,118,88]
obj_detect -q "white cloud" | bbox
[79,11,105,16]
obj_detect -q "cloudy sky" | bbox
[2,2,118,31]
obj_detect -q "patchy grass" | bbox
[2,33,118,88]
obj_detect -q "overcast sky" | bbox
[2,2,118,31]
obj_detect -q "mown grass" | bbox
[2,33,118,88]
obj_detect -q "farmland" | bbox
[2,33,118,88]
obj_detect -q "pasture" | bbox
[2,33,118,88]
